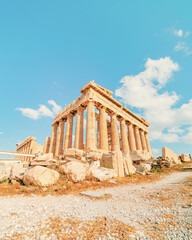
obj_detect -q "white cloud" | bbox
[48,100,62,115]
[174,42,192,56]
[115,57,192,145]
[0,132,3,135]
[17,100,62,120]
[182,127,192,145]
[174,29,183,37]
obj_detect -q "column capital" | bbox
[108,111,116,117]
[78,105,86,111]
[134,125,139,130]
[119,117,125,122]
[97,105,106,110]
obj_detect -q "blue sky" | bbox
[0,0,192,156]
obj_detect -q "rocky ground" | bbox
[0,171,191,239]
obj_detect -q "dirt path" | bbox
[0,172,192,239]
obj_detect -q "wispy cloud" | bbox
[171,28,192,56]
[16,100,62,120]
[174,41,192,55]
[0,132,3,135]
[174,29,183,37]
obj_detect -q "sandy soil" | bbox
[0,171,191,239]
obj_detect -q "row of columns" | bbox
[16,139,35,161]
[47,100,151,156]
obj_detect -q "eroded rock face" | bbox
[23,166,60,186]
[10,163,27,182]
[61,161,89,182]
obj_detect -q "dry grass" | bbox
[11,217,136,240]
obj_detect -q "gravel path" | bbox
[0,172,192,239]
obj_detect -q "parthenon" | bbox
[44,81,151,157]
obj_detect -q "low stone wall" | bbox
[162,147,181,165]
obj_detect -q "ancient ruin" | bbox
[16,137,43,162]
[44,81,152,159]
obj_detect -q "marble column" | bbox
[74,107,84,149]
[110,113,120,151]
[120,119,129,153]
[96,115,100,149]
[64,113,73,152]
[134,126,142,151]
[43,137,51,154]
[49,124,58,155]
[86,100,96,150]
[128,123,136,151]
[99,106,108,151]
[145,132,151,154]
[140,130,147,151]
[55,120,65,156]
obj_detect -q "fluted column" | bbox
[134,126,142,151]
[140,130,147,151]
[49,124,58,155]
[128,123,136,151]
[96,115,100,149]
[74,107,84,149]
[64,113,73,152]
[86,100,96,150]
[110,113,120,151]
[43,137,51,154]
[98,106,108,151]
[145,132,151,154]
[55,120,65,156]
[120,119,129,153]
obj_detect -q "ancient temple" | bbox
[44,81,151,157]
[16,137,44,161]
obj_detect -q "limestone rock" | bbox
[34,153,54,162]
[10,163,27,182]
[0,164,13,179]
[23,166,60,186]
[123,151,136,175]
[162,147,181,165]
[135,163,151,174]
[90,167,117,181]
[64,148,84,160]
[86,150,104,161]
[181,154,191,162]
[61,161,89,182]
[130,150,152,161]
[87,161,100,176]
[101,151,124,177]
